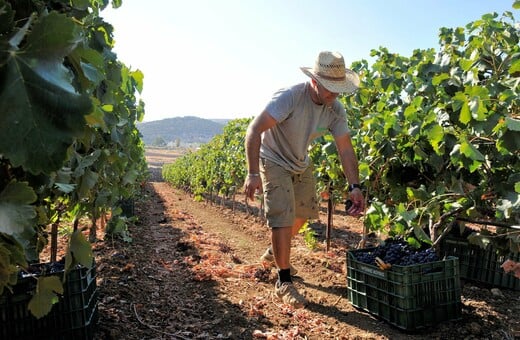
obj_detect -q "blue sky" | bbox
[101,1,517,122]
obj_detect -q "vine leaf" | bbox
[0,181,37,236]
[0,12,92,174]
[0,241,23,295]
[505,117,520,131]
[28,276,63,319]
[0,233,28,268]
[65,230,94,271]
[24,12,84,59]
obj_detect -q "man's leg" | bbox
[272,218,307,274]
[292,217,307,237]
[271,225,293,270]
[271,224,307,308]
[258,160,306,308]
[260,218,303,275]
[271,217,305,269]
[259,158,297,272]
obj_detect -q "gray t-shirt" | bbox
[260,82,350,174]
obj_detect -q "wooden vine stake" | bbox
[326,189,333,252]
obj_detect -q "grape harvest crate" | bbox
[0,261,98,340]
[440,236,520,291]
[346,249,462,331]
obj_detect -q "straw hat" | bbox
[300,51,359,94]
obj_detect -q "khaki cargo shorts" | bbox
[259,158,318,228]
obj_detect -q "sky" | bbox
[101,1,517,122]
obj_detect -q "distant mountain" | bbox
[210,118,232,125]
[137,116,226,145]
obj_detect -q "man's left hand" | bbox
[346,188,364,216]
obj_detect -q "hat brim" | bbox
[300,67,359,94]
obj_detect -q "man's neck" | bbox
[308,82,322,105]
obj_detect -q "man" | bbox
[244,51,365,308]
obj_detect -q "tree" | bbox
[153,136,167,147]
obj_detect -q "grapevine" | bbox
[0,0,147,317]
[342,11,520,249]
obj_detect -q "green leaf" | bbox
[413,225,432,245]
[397,206,418,224]
[0,246,19,295]
[24,12,83,60]
[510,57,520,74]
[0,181,37,235]
[460,140,485,161]
[451,92,465,112]
[70,47,106,87]
[0,181,37,204]
[77,169,99,198]
[68,230,93,269]
[0,233,28,295]
[0,233,28,268]
[468,89,488,121]
[0,11,92,174]
[498,130,520,153]
[71,0,91,10]
[73,150,102,177]
[426,124,444,153]
[322,142,337,155]
[407,237,422,249]
[432,73,449,85]
[131,69,144,93]
[459,100,471,124]
[112,0,123,9]
[84,106,108,129]
[54,183,76,193]
[413,187,431,202]
[122,169,139,185]
[0,57,92,174]
[505,117,520,131]
[28,276,63,319]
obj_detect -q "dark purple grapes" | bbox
[353,238,439,267]
[19,259,67,279]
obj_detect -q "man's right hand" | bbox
[244,175,262,201]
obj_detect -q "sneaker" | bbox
[274,281,307,308]
[260,248,298,276]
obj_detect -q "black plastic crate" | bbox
[0,262,98,340]
[440,236,520,291]
[346,249,462,331]
[119,198,135,217]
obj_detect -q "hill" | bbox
[137,116,227,146]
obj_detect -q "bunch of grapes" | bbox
[396,248,438,266]
[353,238,439,267]
[20,259,66,279]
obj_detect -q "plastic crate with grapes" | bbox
[0,260,98,340]
[346,238,462,331]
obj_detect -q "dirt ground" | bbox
[71,149,520,339]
